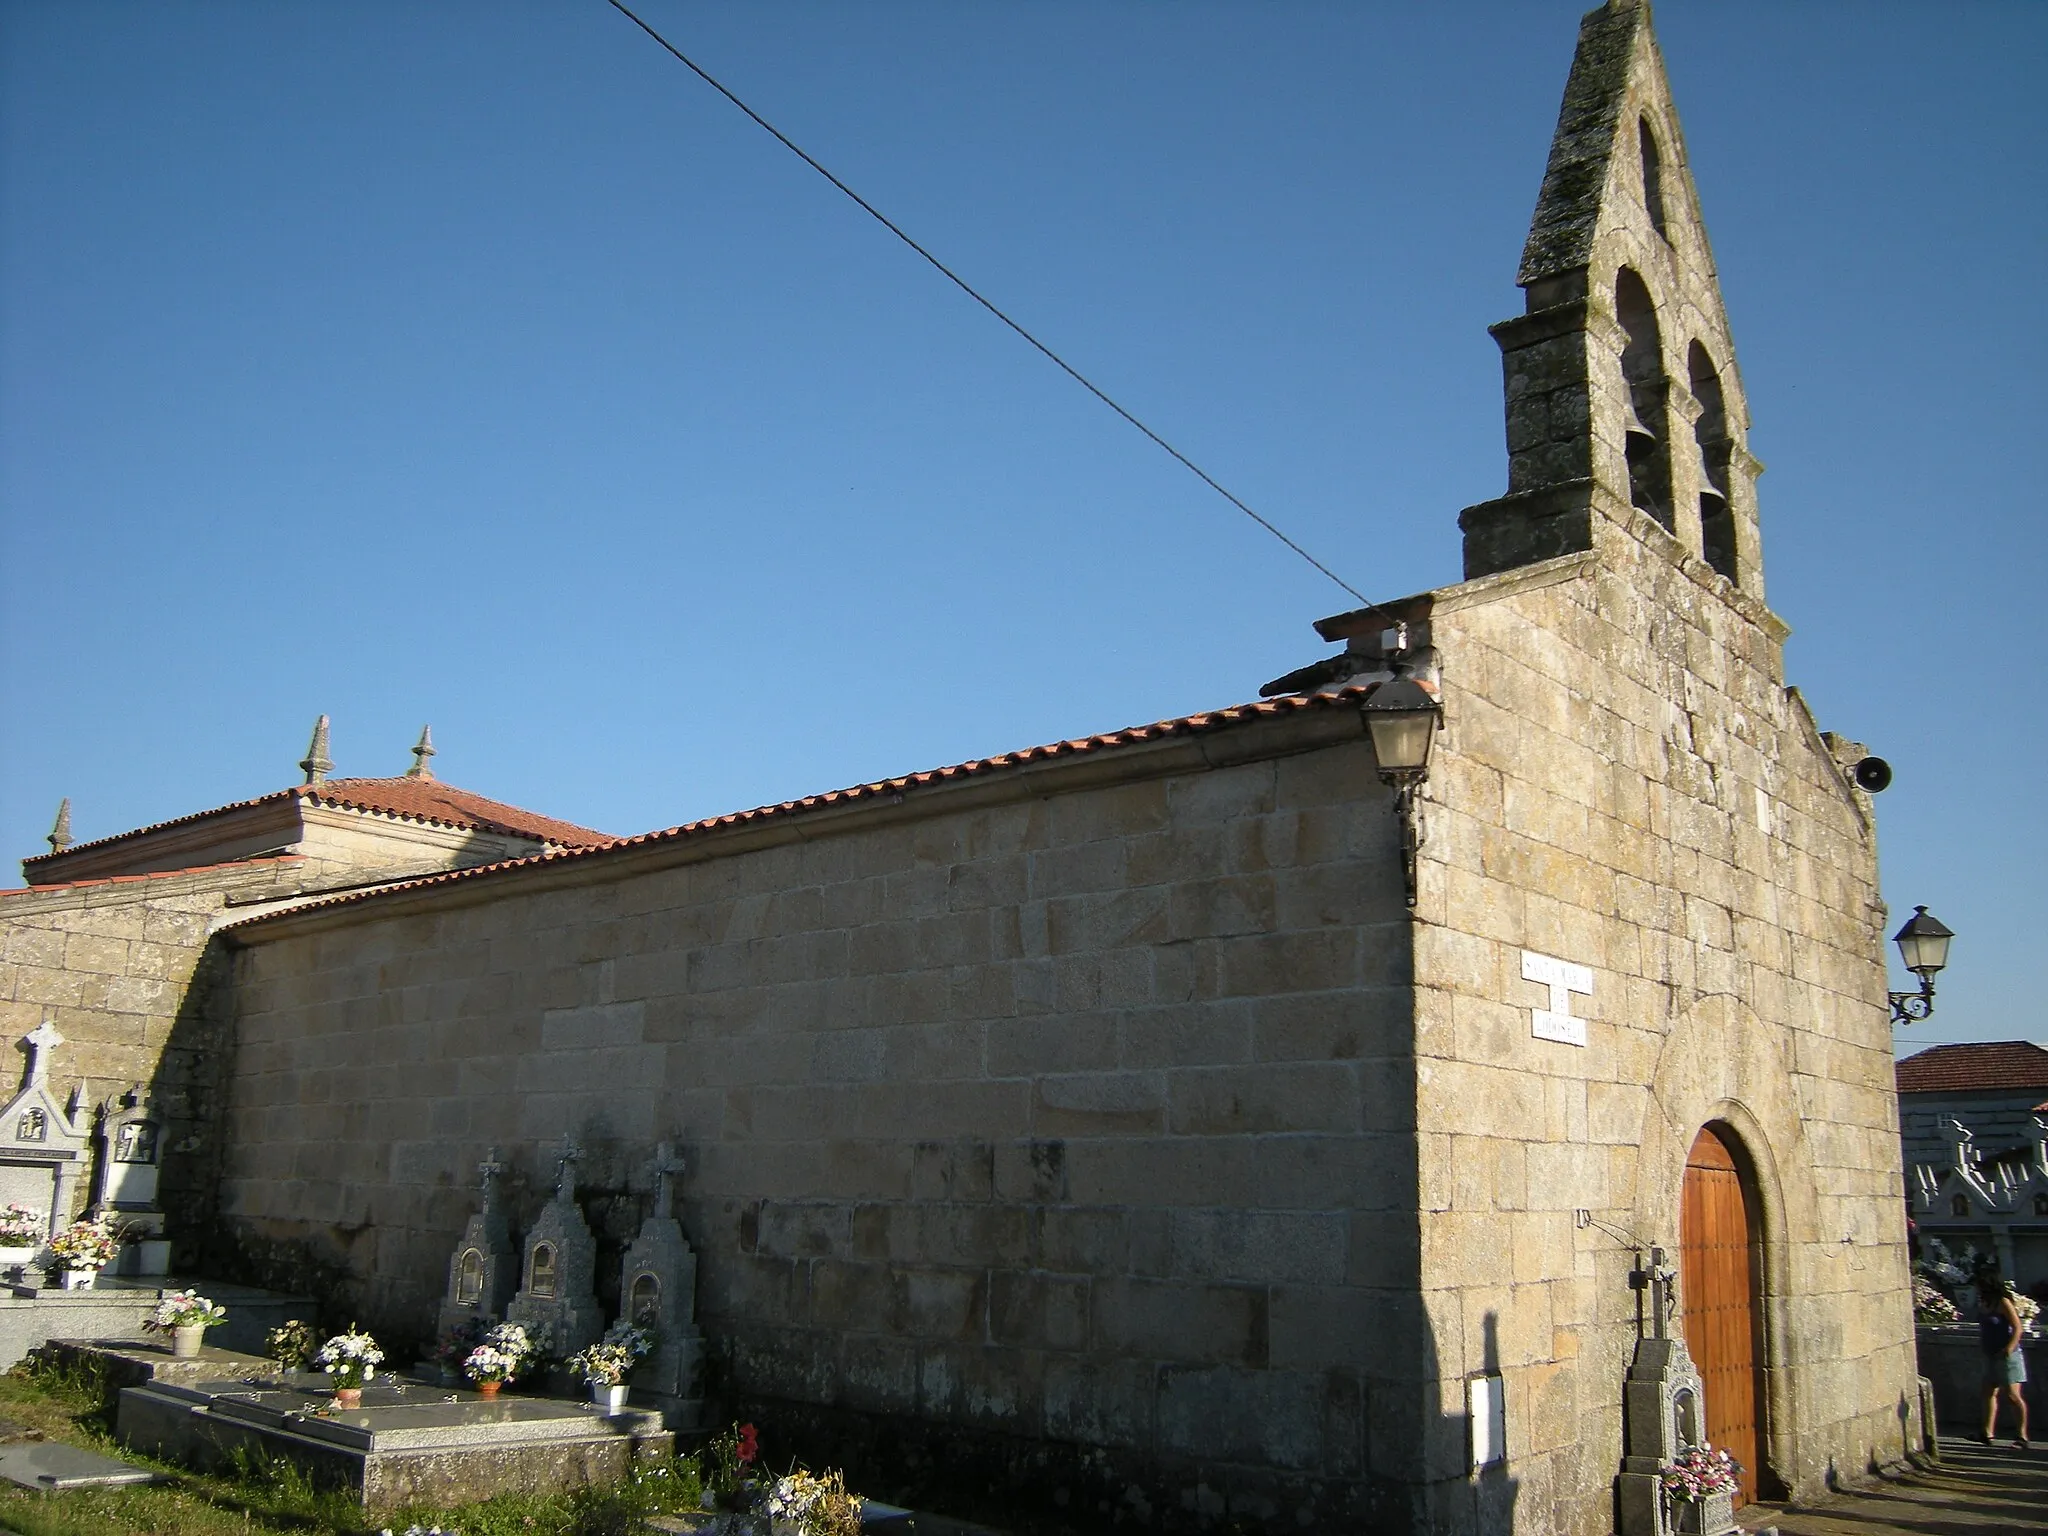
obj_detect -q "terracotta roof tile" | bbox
[22,777,610,876]
[302,779,610,848]
[226,689,1373,928]
[1895,1042,2048,1095]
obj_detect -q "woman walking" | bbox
[1978,1274,2030,1450]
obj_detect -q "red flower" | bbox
[737,1423,759,1464]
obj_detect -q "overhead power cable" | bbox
[604,0,1390,617]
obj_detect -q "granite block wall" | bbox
[220,707,1424,1525]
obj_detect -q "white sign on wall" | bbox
[1521,950,1592,1046]
[1468,1373,1506,1470]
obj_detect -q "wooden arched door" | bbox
[1680,1125,1764,1506]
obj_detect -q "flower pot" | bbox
[474,1379,501,1399]
[0,1245,37,1271]
[1673,1489,1734,1535]
[332,1387,363,1409]
[171,1324,205,1359]
[59,1266,95,1291]
[593,1382,629,1412]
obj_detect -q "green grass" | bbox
[0,1356,704,1536]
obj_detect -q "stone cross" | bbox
[477,1147,505,1213]
[646,1141,685,1220]
[1628,1247,1678,1340]
[24,1021,63,1087]
[554,1136,582,1199]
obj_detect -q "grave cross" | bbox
[1627,1246,1680,1340]
[645,1141,685,1220]
[553,1136,582,1199]
[477,1147,506,1212]
[23,1020,63,1086]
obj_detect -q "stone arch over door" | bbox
[1638,993,1821,1501]
[1681,1123,1765,1506]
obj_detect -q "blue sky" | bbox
[2,2,2041,1053]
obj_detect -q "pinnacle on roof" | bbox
[46,799,71,854]
[299,715,333,785]
[407,725,437,782]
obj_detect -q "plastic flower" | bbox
[314,1326,384,1387]
[568,1342,637,1386]
[267,1319,317,1368]
[481,1322,535,1375]
[142,1290,227,1332]
[48,1219,119,1269]
[1659,1444,1741,1498]
[1912,1277,1961,1323]
[463,1344,519,1384]
[737,1422,759,1465]
[0,1204,45,1245]
[602,1320,656,1360]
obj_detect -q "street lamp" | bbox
[1889,905,1953,1025]
[1361,676,1443,908]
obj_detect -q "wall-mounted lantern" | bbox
[1361,674,1444,908]
[1889,905,1954,1025]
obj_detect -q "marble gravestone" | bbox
[0,1022,90,1245]
[436,1148,518,1340]
[92,1085,170,1275]
[504,1138,602,1359]
[619,1142,704,1429]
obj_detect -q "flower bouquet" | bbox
[1913,1276,1961,1325]
[142,1289,227,1358]
[481,1322,535,1379]
[0,1204,44,1250]
[569,1322,656,1409]
[314,1326,384,1405]
[701,1421,761,1510]
[429,1317,484,1383]
[1660,1443,1741,1533]
[764,1467,862,1536]
[266,1319,317,1371]
[462,1344,520,1396]
[2012,1289,2041,1336]
[48,1219,118,1287]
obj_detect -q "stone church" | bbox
[0,4,1918,1531]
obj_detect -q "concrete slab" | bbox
[0,1439,155,1491]
[117,1366,672,1513]
[0,1275,313,1368]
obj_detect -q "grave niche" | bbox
[0,1022,90,1244]
[504,1138,602,1358]
[92,1085,170,1275]
[619,1142,704,1429]
[436,1148,519,1339]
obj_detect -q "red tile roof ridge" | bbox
[301,778,611,848]
[224,689,1369,930]
[22,777,610,870]
[2,854,308,899]
[1896,1041,2048,1094]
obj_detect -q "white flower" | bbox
[314,1327,384,1384]
[144,1290,228,1332]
